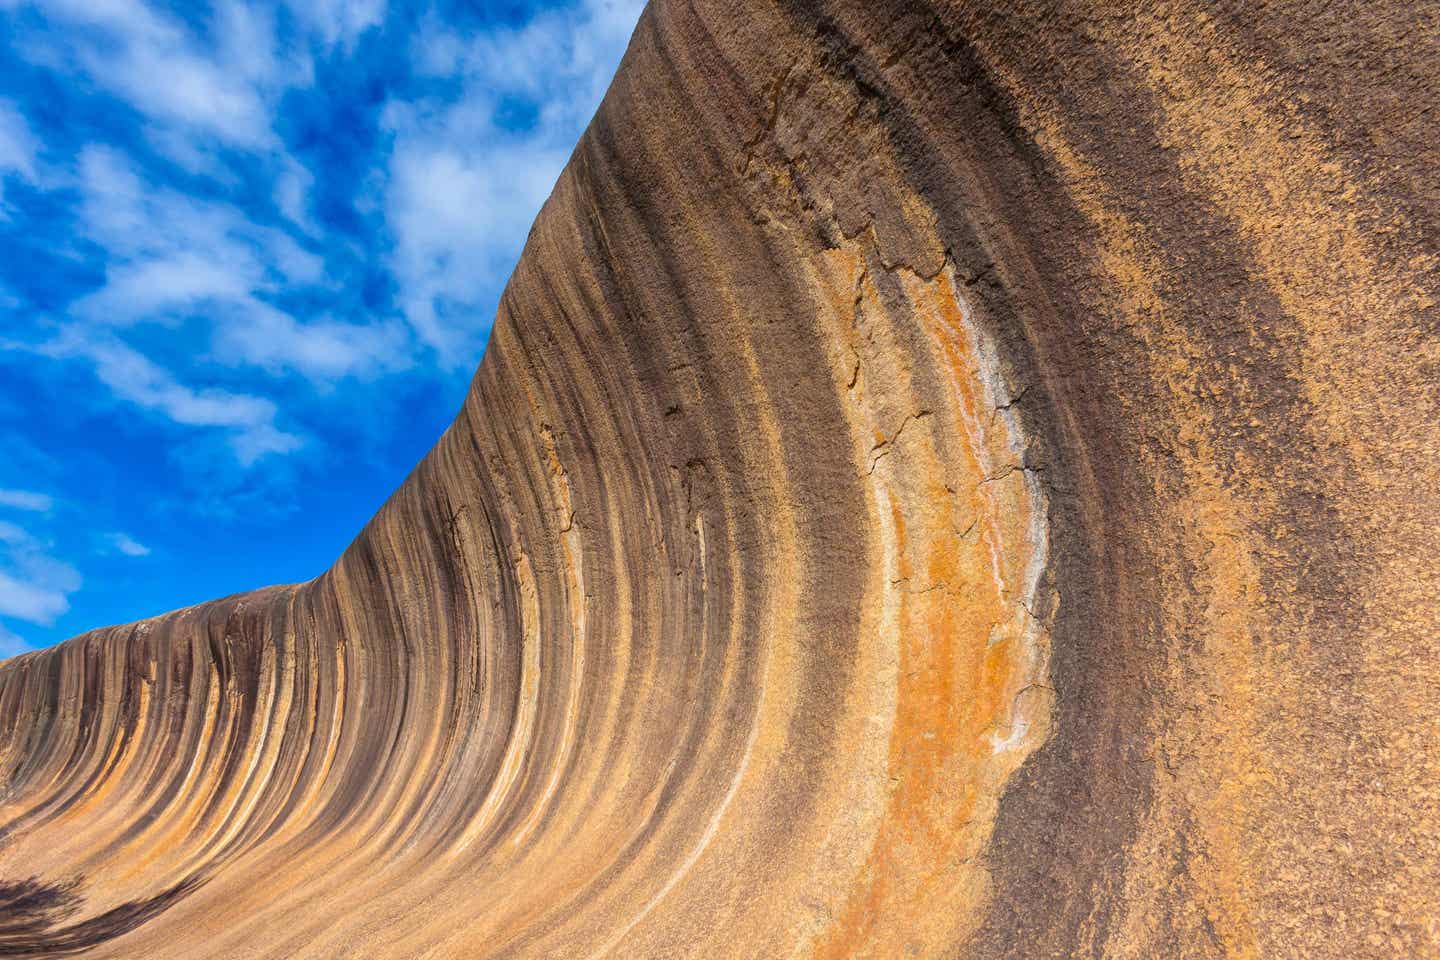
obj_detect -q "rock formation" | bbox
[2,0,1437,956]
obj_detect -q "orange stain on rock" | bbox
[811,264,1050,958]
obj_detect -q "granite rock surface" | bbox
[2,0,1437,956]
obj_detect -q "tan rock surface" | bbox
[2,0,1437,956]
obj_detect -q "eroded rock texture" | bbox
[2,0,1437,956]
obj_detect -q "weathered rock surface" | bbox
[2,0,1437,956]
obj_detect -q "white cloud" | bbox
[0,125,400,473]
[0,519,81,626]
[287,0,387,49]
[76,146,267,273]
[0,100,38,181]
[229,423,304,466]
[80,336,272,426]
[75,146,344,321]
[412,0,642,106]
[0,489,53,512]
[36,330,303,465]
[214,0,286,88]
[275,157,317,232]
[0,621,34,660]
[267,233,326,285]
[17,0,286,149]
[106,532,151,556]
[75,252,255,321]
[69,145,386,382]
[212,309,410,383]
[0,571,74,623]
[384,0,645,363]
[385,134,568,358]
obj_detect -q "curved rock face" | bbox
[2,1,1437,956]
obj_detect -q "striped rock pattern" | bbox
[2,0,1437,956]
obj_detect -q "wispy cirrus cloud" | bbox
[0,489,52,511]
[212,310,411,383]
[384,0,644,362]
[14,0,289,150]
[287,0,388,50]
[72,144,322,320]
[12,140,401,460]
[0,518,81,626]
[0,621,33,660]
[0,98,37,183]
[105,532,151,557]
[0,496,153,657]
[22,329,302,465]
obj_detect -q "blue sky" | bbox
[0,0,644,658]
